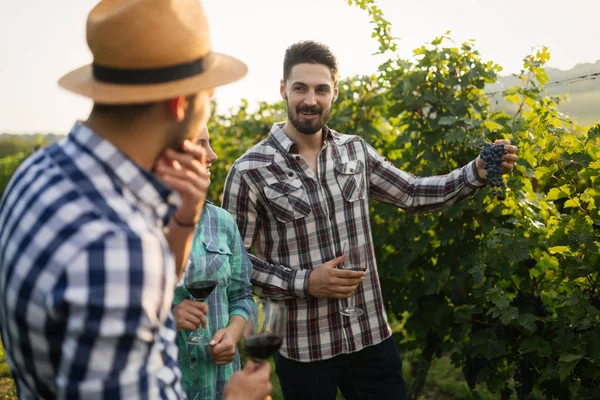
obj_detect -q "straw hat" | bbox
[58,0,247,104]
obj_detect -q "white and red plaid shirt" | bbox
[222,123,485,362]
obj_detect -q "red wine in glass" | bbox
[186,279,218,345]
[186,280,218,301]
[243,298,284,363]
[244,334,283,362]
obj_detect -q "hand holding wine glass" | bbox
[242,298,284,363]
[173,299,208,332]
[306,256,364,299]
[223,360,272,400]
[185,257,219,345]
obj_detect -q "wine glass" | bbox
[339,241,368,317]
[185,256,219,345]
[242,298,285,363]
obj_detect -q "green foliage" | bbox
[0,153,29,199]
[0,135,47,158]
[0,341,17,399]
[333,18,598,400]
[0,134,51,198]
[346,0,398,54]
[206,99,286,204]
[0,341,11,378]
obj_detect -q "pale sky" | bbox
[1,0,599,133]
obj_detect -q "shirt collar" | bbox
[69,122,179,223]
[269,122,337,154]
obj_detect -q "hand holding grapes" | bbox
[475,139,518,200]
[476,139,518,176]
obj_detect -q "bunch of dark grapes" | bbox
[479,141,507,200]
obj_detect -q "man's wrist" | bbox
[465,159,487,188]
[172,214,198,228]
[476,157,487,180]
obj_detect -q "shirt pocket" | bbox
[335,160,366,202]
[263,177,311,223]
[202,239,233,288]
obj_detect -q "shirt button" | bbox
[349,169,354,173]
[218,247,225,252]
[287,172,294,177]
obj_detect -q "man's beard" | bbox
[287,100,332,135]
[166,95,207,150]
[166,119,193,150]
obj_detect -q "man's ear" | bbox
[167,96,187,121]
[333,84,339,102]
[280,79,287,101]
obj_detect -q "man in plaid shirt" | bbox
[0,1,272,399]
[222,40,518,399]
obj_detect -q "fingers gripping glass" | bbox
[339,241,368,317]
[185,255,219,345]
[242,298,284,363]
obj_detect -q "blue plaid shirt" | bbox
[0,123,184,399]
[174,203,254,400]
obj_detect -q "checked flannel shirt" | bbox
[0,123,184,399]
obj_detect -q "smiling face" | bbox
[280,63,338,136]
[195,124,217,185]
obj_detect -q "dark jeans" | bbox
[274,336,407,400]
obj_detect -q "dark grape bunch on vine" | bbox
[479,140,507,200]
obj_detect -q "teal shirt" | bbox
[174,203,254,400]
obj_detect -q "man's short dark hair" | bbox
[283,41,339,83]
[91,95,197,121]
[91,102,157,120]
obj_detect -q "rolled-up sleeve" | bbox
[365,141,486,212]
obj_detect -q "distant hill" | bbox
[487,60,600,127]
[1,61,599,138]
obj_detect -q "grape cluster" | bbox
[479,140,507,200]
